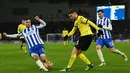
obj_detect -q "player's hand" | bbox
[98,25,103,28]
[97,29,103,37]
[35,16,40,21]
[64,35,68,41]
[3,32,7,37]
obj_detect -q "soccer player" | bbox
[0,33,2,40]
[3,16,49,71]
[60,10,103,71]
[17,20,27,54]
[96,10,128,66]
[62,28,68,46]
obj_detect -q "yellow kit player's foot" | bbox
[60,68,71,72]
[24,52,28,55]
[85,63,94,71]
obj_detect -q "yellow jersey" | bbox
[68,16,100,37]
[0,33,2,39]
[62,30,68,37]
[17,24,26,39]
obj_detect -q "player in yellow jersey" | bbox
[62,28,68,46]
[0,33,2,40]
[17,20,27,54]
[60,10,103,71]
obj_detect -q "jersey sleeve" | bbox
[18,31,23,37]
[107,18,111,26]
[68,27,77,37]
[80,16,88,24]
[102,18,112,30]
[17,25,20,33]
[87,20,100,31]
[34,24,40,28]
[80,16,100,31]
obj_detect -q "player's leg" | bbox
[20,43,23,49]
[64,41,68,46]
[30,49,48,71]
[63,41,66,45]
[60,35,93,71]
[109,48,128,61]
[21,39,27,54]
[60,47,78,71]
[66,41,68,46]
[67,47,78,68]
[38,47,52,70]
[105,39,128,61]
[96,38,106,66]
[40,38,45,45]
[22,43,27,54]
[63,37,68,46]
[40,55,49,69]
[76,35,93,70]
[20,39,23,49]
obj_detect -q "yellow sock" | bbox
[65,41,68,45]
[63,41,66,45]
[67,54,76,68]
[79,53,91,65]
[22,44,27,53]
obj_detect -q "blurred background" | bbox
[0,0,129,42]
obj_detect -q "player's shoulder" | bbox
[104,17,110,21]
[18,24,22,27]
[78,15,86,19]
[33,24,40,26]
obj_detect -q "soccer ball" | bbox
[46,61,54,70]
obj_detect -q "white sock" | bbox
[97,50,105,63]
[115,49,124,55]
[36,60,47,70]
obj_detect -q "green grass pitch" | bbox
[0,42,130,73]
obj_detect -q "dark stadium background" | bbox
[0,0,129,41]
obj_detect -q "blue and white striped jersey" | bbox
[19,24,43,49]
[97,17,112,39]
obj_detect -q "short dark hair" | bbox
[97,9,104,13]
[25,17,30,20]
[68,9,77,14]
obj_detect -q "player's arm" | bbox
[3,32,22,38]
[102,19,112,31]
[67,26,77,37]
[17,25,20,33]
[35,16,46,29]
[80,16,103,36]
[80,16,100,31]
[62,31,64,37]
[63,27,77,41]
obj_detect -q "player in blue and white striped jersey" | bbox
[96,10,128,66]
[3,16,49,71]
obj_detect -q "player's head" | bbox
[64,28,66,30]
[68,9,78,21]
[25,18,31,28]
[22,20,26,25]
[97,9,104,19]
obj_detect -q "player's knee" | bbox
[41,57,46,62]
[72,48,78,54]
[32,55,39,61]
[77,50,82,55]
[23,43,26,47]
[110,48,116,53]
[96,45,101,50]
